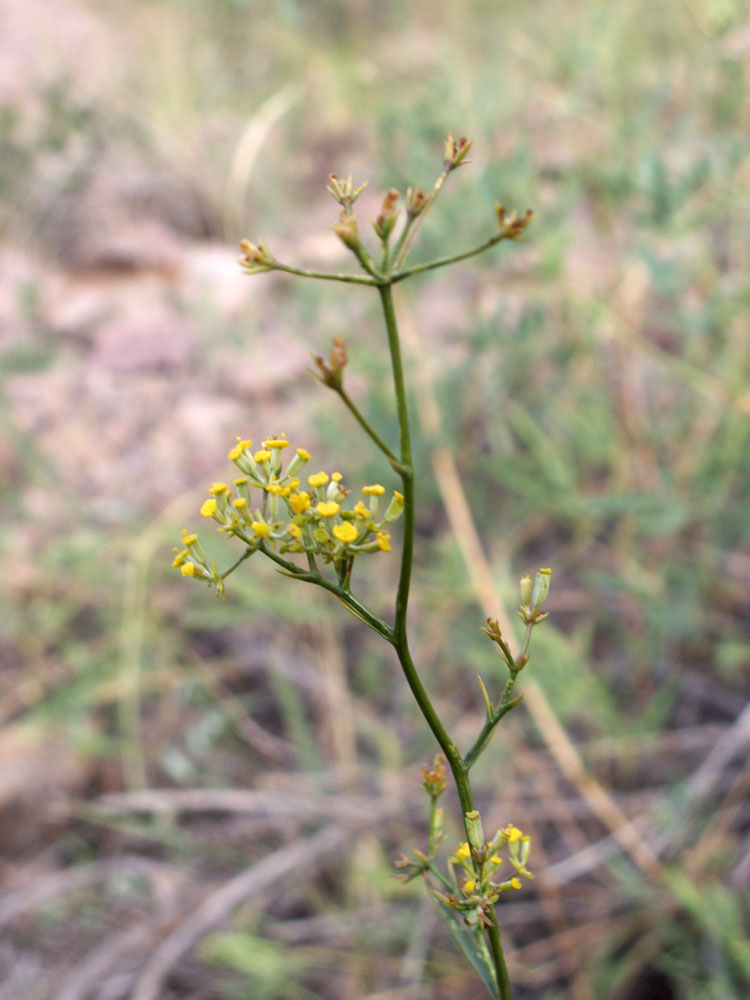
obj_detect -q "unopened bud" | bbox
[312,336,348,391]
[383,490,404,523]
[465,810,485,851]
[331,213,360,251]
[444,134,473,170]
[495,203,534,239]
[519,575,532,607]
[406,186,428,218]
[373,188,399,242]
[531,568,551,611]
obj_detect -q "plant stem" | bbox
[272,262,376,285]
[391,231,513,283]
[378,281,513,1000]
[336,386,404,471]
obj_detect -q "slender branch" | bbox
[259,543,394,643]
[391,166,451,271]
[486,910,513,1000]
[271,262,377,286]
[336,386,403,470]
[220,547,254,580]
[391,231,512,283]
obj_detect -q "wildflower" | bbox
[289,492,311,514]
[254,449,271,463]
[201,499,218,518]
[377,531,391,552]
[316,501,340,518]
[362,484,385,496]
[463,880,476,893]
[287,523,302,539]
[333,522,358,543]
[308,472,329,489]
[252,521,270,538]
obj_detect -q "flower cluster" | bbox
[172,434,404,590]
[435,812,533,929]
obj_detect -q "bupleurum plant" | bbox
[174,135,548,999]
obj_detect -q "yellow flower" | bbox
[453,842,471,860]
[209,482,229,495]
[377,531,391,552]
[463,880,476,893]
[172,549,188,568]
[503,824,523,844]
[233,497,248,510]
[264,436,290,449]
[333,522,358,543]
[287,523,302,539]
[362,484,385,495]
[200,499,218,518]
[353,500,369,519]
[233,476,249,486]
[228,439,252,461]
[297,447,311,460]
[182,532,198,545]
[511,877,522,890]
[393,491,404,502]
[316,501,340,517]
[252,521,270,538]
[308,472,330,488]
[181,562,197,577]
[254,449,271,463]
[289,492,311,514]
[332,472,342,482]
[489,854,503,866]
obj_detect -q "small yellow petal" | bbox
[289,492,311,514]
[254,449,271,462]
[463,880,475,893]
[180,562,197,577]
[377,531,391,552]
[296,447,311,460]
[511,877,522,890]
[200,499,218,518]
[308,472,330,488]
[287,523,302,539]
[252,521,270,538]
[333,522,358,543]
[362,484,385,496]
[316,501,340,517]
[209,482,229,495]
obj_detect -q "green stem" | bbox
[220,547,254,580]
[336,386,404,472]
[391,231,512,283]
[391,167,450,271]
[378,281,513,1000]
[259,544,394,643]
[272,262,376,285]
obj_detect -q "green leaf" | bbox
[426,886,500,999]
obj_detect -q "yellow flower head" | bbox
[308,472,329,488]
[172,549,188,568]
[297,447,311,460]
[489,854,503,866]
[233,497,248,510]
[511,877,522,890]
[463,879,476,893]
[377,531,391,552]
[393,491,404,502]
[180,562,197,577]
[233,477,249,486]
[316,501,340,517]
[333,522,358,543]
[456,842,471,860]
[228,439,252,461]
[289,492,311,514]
[200,498,218,518]
[503,824,523,844]
[362,484,385,496]
[287,523,302,539]
[353,500,369,519]
[182,532,198,545]
[264,436,290,449]
[254,449,271,463]
[252,521,270,538]
[332,472,343,482]
[209,482,229,496]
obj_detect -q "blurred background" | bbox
[1,0,748,998]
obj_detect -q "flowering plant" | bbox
[175,135,548,999]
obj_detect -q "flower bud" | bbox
[406,186,427,218]
[383,490,404,523]
[372,188,400,242]
[444,134,473,170]
[465,810,485,851]
[531,568,551,611]
[330,213,360,251]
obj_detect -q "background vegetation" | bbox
[0,0,748,997]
